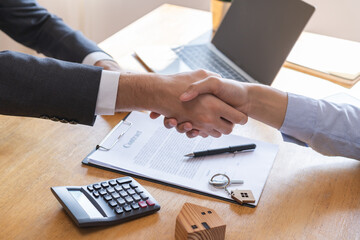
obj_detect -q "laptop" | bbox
[135,0,315,85]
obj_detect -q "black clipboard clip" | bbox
[96,120,132,151]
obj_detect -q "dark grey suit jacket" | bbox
[0,0,106,126]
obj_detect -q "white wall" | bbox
[1,0,359,55]
[0,0,210,55]
[303,0,360,42]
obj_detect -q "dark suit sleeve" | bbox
[0,51,102,126]
[0,0,104,63]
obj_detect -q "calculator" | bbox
[51,176,160,227]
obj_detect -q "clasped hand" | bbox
[150,70,250,138]
[104,63,250,138]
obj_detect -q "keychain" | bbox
[209,173,255,205]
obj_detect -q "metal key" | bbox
[209,179,244,188]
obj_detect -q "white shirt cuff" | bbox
[82,52,114,66]
[95,70,120,115]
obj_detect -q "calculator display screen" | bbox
[69,190,103,218]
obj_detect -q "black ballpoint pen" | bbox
[184,144,256,157]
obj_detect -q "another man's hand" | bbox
[115,70,247,138]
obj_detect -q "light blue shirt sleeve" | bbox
[279,93,360,160]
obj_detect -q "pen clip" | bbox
[234,149,255,154]
[232,148,255,157]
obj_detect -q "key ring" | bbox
[209,173,231,189]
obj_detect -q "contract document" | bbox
[84,111,278,206]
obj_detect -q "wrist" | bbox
[247,84,288,129]
[115,73,161,112]
[246,84,262,117]
[234,83,252,114]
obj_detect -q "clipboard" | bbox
[82,111,278,208]
[81,113,255,208]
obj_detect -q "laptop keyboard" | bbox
[172,45,248,82]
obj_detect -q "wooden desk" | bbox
[1,4,360,240]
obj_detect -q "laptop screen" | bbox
[212,0,315,85]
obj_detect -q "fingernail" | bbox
[180,91,191,100]
[184,126,191,131]
[191,132,197,137]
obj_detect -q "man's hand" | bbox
[115,70,247,137]
[95,59,123,72]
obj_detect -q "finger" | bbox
[202,69,222,78]
[186,129,200,138]
[149,112,161,119]
[163,118,178,129]
[175,122,193,133]
[212,118,234,135]
[195,69,221,78]
[199,132,209,138]
[217,103,248,125]
[180,77,220,102]
[208,71,222,78]
[207,129,222,138]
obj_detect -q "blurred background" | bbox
[1,0,359,55]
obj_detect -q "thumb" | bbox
[180,77,219,102]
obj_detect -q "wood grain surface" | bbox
[175,202,226,240]
[1,4,359,240]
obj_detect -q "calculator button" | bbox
[109,180,117,186]
[93,191,100,198]
[101,182,109,188]
[116,178,132,185]
[122,184,130,190]
[138,201,147,208]
[104,194,112,201]
[146,200,155,206]
[119,190,128,198]
[111,192,120,199]
[123,205,132,212]
[114,207,124,214]
[117,198,126,205]
[125,196,134,204]
[93,184,101,190]
[131,203,140,210]
[108,200,117,208]
[107,187,115,194]
[133,194,141,202]
[135,188,143,194]
[114,185,123,192]
[140,193,148,200]
[130,182,138,188]
[99,189,107,196]
[127,189,136,195]
[87,185,94,192]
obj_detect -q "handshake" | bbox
[116,69,288,138]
